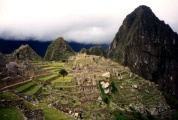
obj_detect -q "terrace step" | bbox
[13,81,36,93]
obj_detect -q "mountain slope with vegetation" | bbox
[80,46,107,57]
[44,37,75,61]
[12,44,42,61]
[108,5,178,98]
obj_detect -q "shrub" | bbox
[111,81,118,93]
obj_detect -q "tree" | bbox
[59,69,68,79]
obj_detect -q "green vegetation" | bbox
[14,82,36,93]
[111,81,118,93]
[42,89,51,95]
[44,37,75,61]
[0,92,20,100]
[87,46,107,57]
[99,81,110,104]
[52,77,73,83]
[0,107,24,120]
[59,69,68,79]
[39,103,73,120]
[25,85,41,96]
[23,100,39,110]
[113,111,129,120]
[38,74,58,81]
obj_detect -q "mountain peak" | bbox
[56,37,65,42]
[108,5,178,98]
[44,37,75,61]
[12,44,42,61]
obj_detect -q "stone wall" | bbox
[0,76,25,89]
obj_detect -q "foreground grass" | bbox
[39,103,73,120]
[0,107,24,120]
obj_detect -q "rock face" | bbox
[44,37,75,61]
[108,5,178,98]
[12,44,42,61]
[80,46,107,57]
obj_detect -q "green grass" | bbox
[43,67,62,70]
[38,74,58,81]
[0,107,24,120]
[54,85,76,89]
[39,103,73,120]
[52,77,73,83]
[0,92,20,100]
[23,100,39,110]
[14,82,36,93]
[42,89,51,95]
[25,85,41,96]
[50,62,64,67]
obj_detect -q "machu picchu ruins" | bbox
[1,4,178,120]
[1,51,178,119]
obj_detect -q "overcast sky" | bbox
[0,0,178,44]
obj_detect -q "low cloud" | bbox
[0,0,178,44]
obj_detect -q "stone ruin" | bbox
[0,59,36,90]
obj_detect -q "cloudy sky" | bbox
[0,0,178,44]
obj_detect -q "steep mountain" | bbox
[108,5,178,98]
[44,37,75,61]
[12,44,42,61]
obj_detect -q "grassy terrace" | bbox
[54,85,76,89]
[23,100,40,110]
[0,107,24,120]
[43,67,62,70]
[13,82,36,93]
[37,74,58,82]
[52,77,73,83]
[41,89,51,95]
[0,92,20,100]
[39,103,73,120]
[50,62,64,67]
[25,85,41,96]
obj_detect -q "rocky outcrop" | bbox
[12,44,42,61]
[44,37,75,61]
[108,5,178,98]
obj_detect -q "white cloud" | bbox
[0,0,178,44]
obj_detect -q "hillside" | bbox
[80,46,107,57]
[108,5,178,98]
[12,44,42,61]
[44,37,75,61]
[1,54,177,119]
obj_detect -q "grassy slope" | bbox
[39,103,73,120]
[0,107,24,120]
[38,74,58,82]
[13,82,36,93]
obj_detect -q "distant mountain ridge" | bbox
[0,38,109,57]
